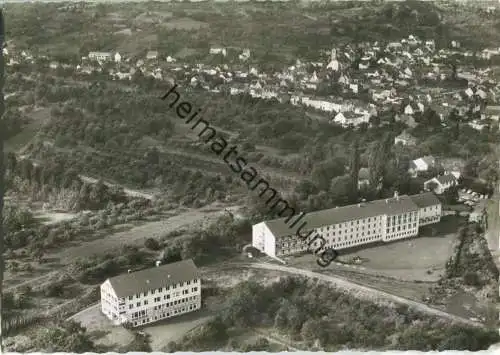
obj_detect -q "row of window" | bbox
[131,304,199,326]
[278,212,440,248]
[385,230,417,239]
[386,223,417,234]
[331,235,380,248]
[324,225,382,237]
[127,280,199,300]
[421,215,440,222]
[318,220,383,232]
[387,216,417,226]
[129,288,199,309]
[131,299,199,319]
[281,223,418,249]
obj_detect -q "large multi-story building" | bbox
[252,192,441,258]
[100,259,201,327]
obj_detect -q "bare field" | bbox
[340,233,457,282]
[5,106,52,152]
[281,218,463,304]
[288,226,460,282]
[47,205,238,262]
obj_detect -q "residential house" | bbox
[88,52,113,62]
[358,168,370,188]
[404,102,424,116]
[409,155,436,177]
[394,131,417,146]
[469,200,487,224]
[424,173,458,194]
[210,46,227,57]
[100,259,201,327]
[485,105,500,121]
[146,51,158,60]
[239,48,251,61]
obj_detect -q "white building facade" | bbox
[410,193,442,227]
[100,259,201,327]
[88,52,113,62]
[424,174,458,195]
[252,192,441,258]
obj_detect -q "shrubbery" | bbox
[169,277,500,351]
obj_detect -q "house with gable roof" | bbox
[100,259,201,327]
[394,131,417,146]
[424,173,458,194]
[409,155,436,178]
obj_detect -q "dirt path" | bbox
[233,262,484,328]
[79,175,156,201]
[4,271,60,292]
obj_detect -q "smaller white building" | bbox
[210,46,227,57]
[89,52,113,62]
[409,156,436,177]
[101,259,201,327]
[424,173,458,195]
[146,51,158,60]
[469,200,487,224]
[394,131,417,146]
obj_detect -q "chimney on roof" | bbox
[358,203,361,207]
[156,260,161,267]
[394,191,399,200]
[385,199,388,203]
[127,269,131,274]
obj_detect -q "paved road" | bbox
[232,262,484,328]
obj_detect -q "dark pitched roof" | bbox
[436,173,457,185]
[263,194,419,237]
[409,192,441,208]
[108,259,200,298]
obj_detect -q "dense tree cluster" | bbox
[161,214,252,265]
[444,225,499,285]
[169,277,500,351]
[31,320,97,353]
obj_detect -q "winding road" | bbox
[66,260,485,329]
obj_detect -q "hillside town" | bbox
[3,0,500,353]
[6,35,500,131]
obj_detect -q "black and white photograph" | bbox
[1,0,500,353]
